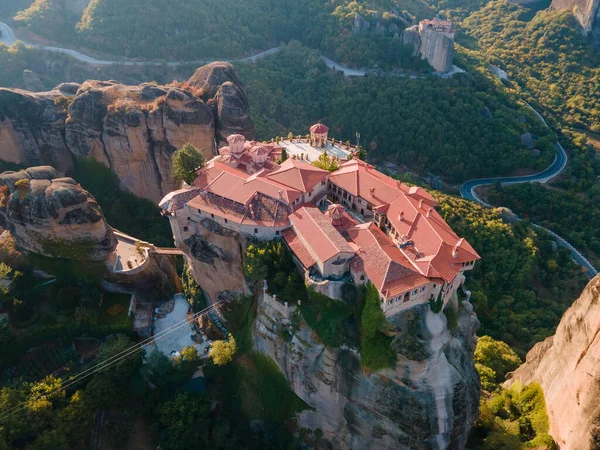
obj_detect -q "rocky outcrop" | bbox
[506,275,600,450]
[403,20,455,73]
[253,293,480,449]
[0,86,74,174]
[0,62,254,202]
[179,217,248,301]
[0,166,116,261]
[551,0,600,34]
[104,253,178,298]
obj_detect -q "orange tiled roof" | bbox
[329,159,479,283]
[267,159,328,193]
[289,206,355,265]
[347,222,429,299]
[328,159,403,207]
[310,123,329,134]
[282,229,316,269]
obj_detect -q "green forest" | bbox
[3,0,429,68]
[236,43,555,183]
[435,193,588,355]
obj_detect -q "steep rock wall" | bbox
[506,275,600,449]
[179,217,248,301]
[0,62,254,202]
[551,0,600,33]
[253,293,480,450]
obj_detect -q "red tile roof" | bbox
[328,159,403,207]
[329,159,479,283]
[266,159,328,193]
[282,229,316,269]
[310,123,329,134]
[347,223,429,299]
[289,206,355,265]
[227,134,246,144]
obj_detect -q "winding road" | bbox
[0,21,372,76]
[2,20,596,276]
[460,103,598,277]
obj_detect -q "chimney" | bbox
[370,187,375,196]
[398,211,405,221]
[452,238,463,258]
[426,208,432,218]
[278,190,284,200]
[418,199,423,209]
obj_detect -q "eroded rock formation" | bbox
[551,0,600,34]
[179,217,248,302]
[0,62,254,202]
[253,293,480,449]
[0,166,116,261]
[403,19,455,73]
[506,275,600,449]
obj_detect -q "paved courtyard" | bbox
[148,294,209,357]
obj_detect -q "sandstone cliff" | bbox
[0,62,254,202]
[179,217,248,302]
[551,0,600,33]
[0,166,116,261]
[253,293,480,450]
[505,275,600,449]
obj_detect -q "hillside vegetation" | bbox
[435,193,588,354]
[237,43,555,183]
[7,0,430,68]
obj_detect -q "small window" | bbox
[420,287,425,293]
[211,213,214,219]
[254,228,258,234]
[197,209,202,214]
[360,275,365,281]
[187,217,191,220]
[276,230,280,235]
[413,290,417,295]
[361,209,364,215]
[358,198,362,204]
[224,218,228,223]
[433,284,437,288]
[183,226,188,232]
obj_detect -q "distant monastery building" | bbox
[404,18,455,73]
[160,125,479,316]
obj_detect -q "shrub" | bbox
[14,178,30,189]
[360,284,395,370]
[209,335,237,366]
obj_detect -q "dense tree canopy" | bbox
[237,43,554,183]
[172,143,205,186]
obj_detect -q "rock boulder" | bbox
[0,167,116,261]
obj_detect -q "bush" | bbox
[209,335,237,366]
[360,284,395,370]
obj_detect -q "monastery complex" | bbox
[160,124,479,316]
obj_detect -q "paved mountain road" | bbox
[460,103,597,277]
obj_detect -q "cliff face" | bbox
[551,0,600,33]
[178,217,248,302]
[0,166,116,261]
[0,62,254,202]
[0,86,74,174]
[253,293,480,450]
[403,24,454,73]
[506,275,600,449]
